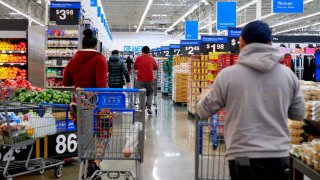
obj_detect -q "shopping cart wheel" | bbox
[54,165,63,178]
[38,168,45,175]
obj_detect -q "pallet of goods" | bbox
[172,56,189,104]
[162,56,173,96]
[187,55,209,115]
[156,58,162,90]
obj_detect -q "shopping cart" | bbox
[0,88,64,179]
[76,88,146,180]
[195,112,230,180]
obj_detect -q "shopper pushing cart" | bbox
[77,88,146,180]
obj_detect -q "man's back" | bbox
[197,43,305,160]
[134,54,158,82]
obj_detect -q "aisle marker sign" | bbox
[90,0,97,7]
[180,40,201,55]
[228,29,242,38]
[228,28,241,54]
[169,44,180,56]
[97,7,101,17]
[161,46,170,57]
[200,36,228,54]
[273,0,303,13]
[216,2,237,30]
[101,14,104,23]
[185,21,199,40]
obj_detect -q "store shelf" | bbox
[0,50,26,54]
[48,36,78,39]
[47,46,78,48]
[47,86,74,89]
[0,63,26,66]
[46,65,67,68]
[47,56,73,58]
[47,76,63,78]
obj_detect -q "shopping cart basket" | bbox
[195,114,230,180]
[0,88,64,179]
[77,88,146,180]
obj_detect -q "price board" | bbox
[48,131,78,158]
[169,44,181,56]
[50,1,81,25]
[200,36,228,54]
[180,40,201,56]
[228,29,241,54]
[160,46,170,57]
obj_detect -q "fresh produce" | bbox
[2,78,41,91]
[14,88,72,104]
[0,39,27,51]
[0,67,26,79]
[0,54,27,63]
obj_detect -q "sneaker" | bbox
[87,161,101,180]
[146,108,152,114]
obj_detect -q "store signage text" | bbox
[169,44,180,56]
[185,21,199,40]
[273,0,303,13]
[201,36,228,43]
[124,46,143,54]
[50,2,80,25]
[216,2,237,30]
[228,29,242,38]
[180,40,201,55]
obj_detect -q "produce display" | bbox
[14,88,72,104]
[0,54,27,63]
[2,78,42,91]
[0,67,26,79]
[0,39,27,51]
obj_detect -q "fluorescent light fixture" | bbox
[273,21,320,35]
[152,14,161,17]
[200,0,257,30]
[37,0,41,4]
[270,11,320,28]
[136,0,154,33]
[161,14,167,17]
[0,0,44,26]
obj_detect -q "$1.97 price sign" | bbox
[180,40,201,56]
[50,2,81,25]
[200,36,229,54]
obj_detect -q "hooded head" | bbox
[238,20,284,72]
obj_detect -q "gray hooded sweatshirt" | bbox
[197,43,305,160]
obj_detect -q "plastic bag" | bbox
[123,122,142,157]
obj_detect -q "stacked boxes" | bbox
[156,58,162,90]
[187,55,209,114]
[172,56,189,103]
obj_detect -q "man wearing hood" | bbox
[108,50,130,88]
[197,21,305,180]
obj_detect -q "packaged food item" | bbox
[306,155,313,166]
[301,153,306,162]
[313,160,320,171]
[288,120,304,129]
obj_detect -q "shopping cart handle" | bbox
[40,103,70,108]
[83,88,140,92]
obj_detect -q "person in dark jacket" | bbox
[126,55,134,74]
[108,50,130,88]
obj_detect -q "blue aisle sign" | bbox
[101,14,104,23]
[97,7,101,17]
[228,29,242,38]
[50,1,81,9]
[90,0,97,7]
[185,21,199,40]
[123,46,143,54]
[273,0,303,13]
[216,2,237,30]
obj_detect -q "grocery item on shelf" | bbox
[47,39,78,47]
[0,67,26,80]
[162,56,173,95]
[288,120,304,144]
[47,29,78,38]
[0,54,27,63]
[291,139,320,170]
[0,39,27,51]
[45,48,77,57]
[156,58,162,90]
[172,56,189,103]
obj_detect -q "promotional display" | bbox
[273,0,304,13]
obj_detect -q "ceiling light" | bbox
[161,14,167,17]
[37,0,41,4]
[9,12,19,15]
[136,0,153,33]
[152,14,161,17]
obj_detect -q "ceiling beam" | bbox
[136,0,154,33]
[273,21,320,35]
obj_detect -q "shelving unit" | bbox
[45,25,80,89]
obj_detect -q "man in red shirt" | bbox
[134,46,158,114]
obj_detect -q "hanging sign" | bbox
[90,0,98,7]
[216,2,237,30]
[273,0,303,13]
[185,21,199,40]
[228,28,241,54]
[97,7,101,17]
[50,1,81,25]
[160,46,170,57]
[200,36,228,54]
[169,44,181,56]
[101,14,104,23]
[180,40,201,56]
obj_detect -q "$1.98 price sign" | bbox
[180,40,201,56]
[200,36,229,54]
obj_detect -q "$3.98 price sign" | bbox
[50,2,80,25]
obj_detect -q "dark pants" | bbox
[137,81,154,109]
[228,157,290,180]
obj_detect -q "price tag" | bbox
[228,38,240,54]
[49,2,81,25]
[48,131,78,157]
[180,40,201,56]
[160,46,170,57]
[200,36,228,54]
[169,44,180,56]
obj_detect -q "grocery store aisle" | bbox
[16,95,196,180]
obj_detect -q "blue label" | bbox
[216,2,237,30]
[161,46,169,51]
[169,44,180,49]
[97,7,101,17]
[90,0,97,7]
[228,29,242,37]
[101,14,104,23]
[123,46,143,53]
[157,48,161,52]
[50,2,81,9]
[152,48,157,52]
[201,36,228,43]
[180,40,201,46]
[273,0,303,13]
[185,21,199,40]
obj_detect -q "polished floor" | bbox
[15,95,196,180]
